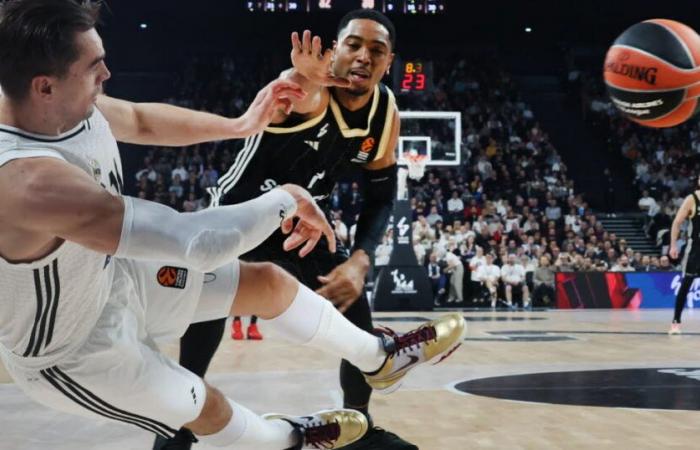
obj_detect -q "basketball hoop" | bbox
[403,152,427,181]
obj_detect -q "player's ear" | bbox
[386,53,395,75]
[331,40,338,64]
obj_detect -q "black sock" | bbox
[340,296,374,418]
[179,318,226,377]
[250,315,258,324]
[673,275,695,323]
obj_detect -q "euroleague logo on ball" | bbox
[604,52,658,86]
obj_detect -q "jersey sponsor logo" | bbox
[308,170,326,190]
[260,178,278,192]
[304,140,320,151]
[317,123,330,138]
[157,266,188,289]
[86,157,102,182]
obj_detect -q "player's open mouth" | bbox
[349,69,370,82]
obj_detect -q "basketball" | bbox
[603,19,700,128]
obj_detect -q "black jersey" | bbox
[688,193,700,241]
[208,83,397,259]
[682,193,700,276]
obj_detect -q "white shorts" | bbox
[4,258,240,438]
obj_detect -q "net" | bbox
[403,152,428,180]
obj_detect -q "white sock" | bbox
[264,283,387,372]
[197,398,297,449]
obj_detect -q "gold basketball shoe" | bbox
[263,409,368,449]
[364,313,467,394]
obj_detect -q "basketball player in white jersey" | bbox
[0,1,466,449]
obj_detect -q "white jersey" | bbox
[500,263,526,284]
[0,108,122,370]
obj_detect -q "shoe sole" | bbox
[373,318,467,395]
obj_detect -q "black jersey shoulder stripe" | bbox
[214,132,263,203]
[372,87,398,162]
[265,106,329,135]
[42,367,178,438]
[0,124,86,143]
[209,134,257,206]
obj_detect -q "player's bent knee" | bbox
[185,384,231,436]
[244,262,298,318]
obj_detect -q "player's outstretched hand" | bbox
[291,30,351,88]
[238,79,306,136]
[279,184,336,257]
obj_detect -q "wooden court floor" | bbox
[1,309,699,449]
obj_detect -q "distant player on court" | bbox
[668,179,700,334]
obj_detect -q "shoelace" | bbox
[299,420,341,449]
[381,325,438,355]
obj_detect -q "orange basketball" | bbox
[603,19,700,128]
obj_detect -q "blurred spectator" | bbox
[533,255,555,306]
[476,253,501,308]
[444,250,464,303]
[501,254,530,307]
[611,255,635,272]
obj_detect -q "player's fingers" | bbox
[291,32,302,52]
[319,219,336,253]
[299,230,322,258]
[270,79,304,95]
[312,35,322,58]
[281,217,294,234]
[302,30,312,53]
[328,76,352,88]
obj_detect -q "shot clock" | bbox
[393,59,434,94]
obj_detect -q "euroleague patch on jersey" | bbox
[157,266,188,289]
[353,137,375,162]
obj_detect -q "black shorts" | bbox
[507,283,526,296]
[243,240,350,291]
[682,247,700,277]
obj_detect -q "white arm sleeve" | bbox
[114,189,297,272]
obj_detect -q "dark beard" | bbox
[345,86,371,97]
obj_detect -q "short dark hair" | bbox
[337,9,396,50]
[0,0,101,101]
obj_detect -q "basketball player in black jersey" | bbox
[668,181,700,334]
[154,9,418,450]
